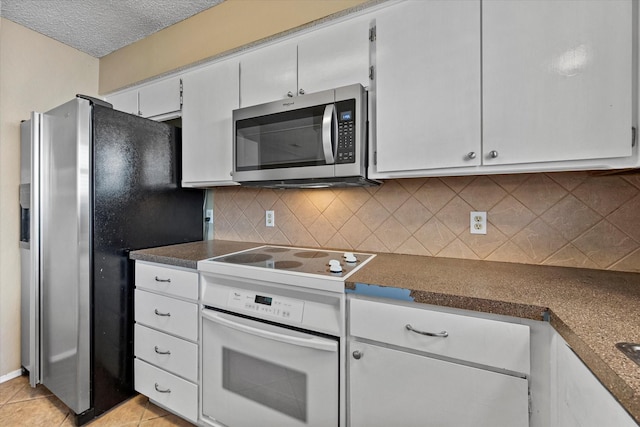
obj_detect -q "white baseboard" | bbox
[0,369,23,384]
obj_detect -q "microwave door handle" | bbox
[322,104,336,164]
[202,309,338,352]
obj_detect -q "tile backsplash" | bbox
[213,172,640,273]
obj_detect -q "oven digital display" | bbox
[255,295,273,306]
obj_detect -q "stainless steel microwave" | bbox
[232,84,379,188]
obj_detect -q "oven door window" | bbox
[202,309,339,427]
[235,104,332,171]
[223,348,307,422]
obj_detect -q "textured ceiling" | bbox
[0,0,224,57]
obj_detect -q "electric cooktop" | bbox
[206,245,374,278]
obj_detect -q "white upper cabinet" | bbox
[297,15,371,95]
[239,41,298,107]
[181,59,239,187]
[371,0,636,179]
[482,0,633,166]
[239,15,371,108]
[106,90,138,116]
[371,0,482,176]
[138,77,182,119]
[106,76,182,120]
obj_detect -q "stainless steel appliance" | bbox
[19,96,204,425]
[198,246,376,427]
[232,84,378,188]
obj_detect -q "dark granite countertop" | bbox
[129,240,259,269]
[130,240,640,424]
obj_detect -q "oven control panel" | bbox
[226,289,304,323]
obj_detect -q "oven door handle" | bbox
[322,104,336,165]
[202,309,338,352]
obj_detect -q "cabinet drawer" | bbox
[134,324,198,382]
[349,298,530,375]
[135,289,198,341]
[135,262,198,300]
[135,358,197,423]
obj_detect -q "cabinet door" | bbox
[349,342,529,427]
[182,60,239,187]
[239,41,297,107]
[297,15,370,95]
[483,0,632,166]
[373,0,481,175]
[552,338,638,427]
[138,77,182,119]
[107,90,138,115]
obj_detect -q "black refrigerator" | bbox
[19,96,203,424]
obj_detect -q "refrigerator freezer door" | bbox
[39,99,91,414]
[20,116,40,386]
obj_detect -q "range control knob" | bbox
[343,252,357,263]
[329,259,343,273]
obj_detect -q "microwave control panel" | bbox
[336,99,356,164]
[226,289,304,323]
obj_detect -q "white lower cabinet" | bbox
[551,333,638,427]
[134,262,199,424]
[134,324,198,382]
[134,359,198,422]
[348,297,531,427]
[349,342,529,427]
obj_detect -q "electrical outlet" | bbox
[266,210,275,227]
[470,211,487,235]
[205,209,213,223]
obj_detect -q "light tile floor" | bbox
[0,375,195,426]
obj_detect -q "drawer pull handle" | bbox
[154,346,171,355]
[154,276,171,283]
[405,324,448,338]
[154,309,171,317]
[154,383,171,393]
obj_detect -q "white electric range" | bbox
[197,245,375,427]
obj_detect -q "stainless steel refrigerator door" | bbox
[40,99,91,413]
[20,117,38,383]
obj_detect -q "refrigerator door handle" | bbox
[28,112,42,388]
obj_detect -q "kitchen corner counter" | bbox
[346,253,640,424]
[129,240,260,269]
[130,240,640,423]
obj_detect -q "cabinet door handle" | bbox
[287,91,294,98]
[154,309,171,317]
[488,150,499,159]
[405,324,448,338]
[154,346,171,355]
[352,350,363,360]
[154,276,171,283]
[298,88,305,95]
[466,151,476,160]
[154,383,171,393]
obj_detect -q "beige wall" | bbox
[0,18,99,378]
[213,172,640,273]
[99,0,371,94]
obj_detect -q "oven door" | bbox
[201,308,339,427]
